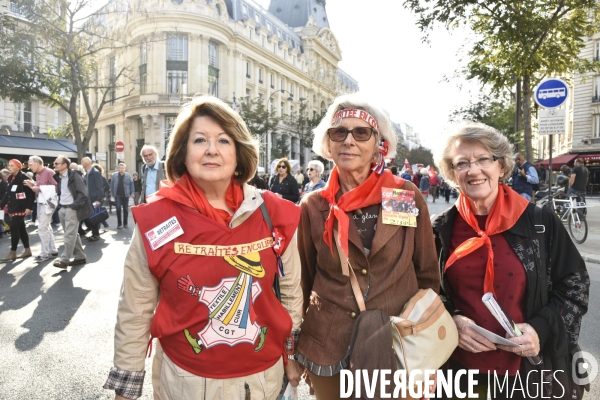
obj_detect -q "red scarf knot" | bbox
[320,167,405,257]
[444,184,528,298]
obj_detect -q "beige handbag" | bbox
[334,230,458,384]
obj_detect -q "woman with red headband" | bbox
[432,122,589,399]
[0,159,35,261]
[296,93,440,398]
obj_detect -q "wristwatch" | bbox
[287,354,296,361]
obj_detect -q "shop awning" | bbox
[578,153,600,162]
[538,153,578,170]
[0,135,78,158]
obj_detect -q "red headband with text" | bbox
[332,109,379,131]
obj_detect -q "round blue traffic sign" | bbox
[534,78,569,109]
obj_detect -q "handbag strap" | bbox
[333,229,366,312]
[534,205,548,306]
[257,192,281,303]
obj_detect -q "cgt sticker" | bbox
[145,216,184,251]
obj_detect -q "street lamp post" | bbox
[265,89,293,174]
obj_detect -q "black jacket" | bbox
[269,173,299,203]
[432,203,589,398]
[55,169,94,221]
[0,171,35,214]
[85,167,105,204]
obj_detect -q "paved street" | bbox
[0,196,599,399]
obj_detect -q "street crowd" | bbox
[0,145,165,268]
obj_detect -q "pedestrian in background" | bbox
[0,160,34,261]
[0,169,8,238]
[25,171,37,223]
[412,169,421,187]
[269,157,300,203]
[94,163,110,228]
[512,153,539,201]
[24,156,58,262]
[110,162,135,229]
[81,157,104,241]
[568,158,589,202]
[295,168,305,190]
[140,145,165,203]
[419,167,430,199]
[401,168,412,180]
[429,170,440,202]
[104,95,303,400]
[301,159,326,199]
[132,172,142,206]
[52,155,93,269]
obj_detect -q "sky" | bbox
[253,0,482,158]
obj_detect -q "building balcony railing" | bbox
[592,95,600,103]
[124,94,186,109]
[591,137,600,145]
[1,124,40,135]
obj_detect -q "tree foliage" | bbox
[395,144,436,170]
[449,93,523,149]
[404,0,600,162]
[0,0,148,159]
[285,100,323,166]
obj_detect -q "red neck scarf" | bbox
[445,184,529,297]
[154,172,244,226]
[320,166,405,256]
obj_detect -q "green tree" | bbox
[408,146,436,170]
[270,133,290,161]
[0,0,151,160]
[449,93,523,149]
[404,0,600,162]
[237,95,282,167]
[285,100,323,166]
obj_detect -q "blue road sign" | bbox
[534,78,569,109]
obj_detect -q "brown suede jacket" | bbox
[297,179,440,366]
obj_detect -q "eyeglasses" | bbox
[307,168,315,172]
[451,156,499,171]
[327,126,376,142]
[277,165,286,169]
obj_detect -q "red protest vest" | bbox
[131,191,300,378]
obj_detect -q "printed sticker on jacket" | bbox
[16,192,26,200]
[145,216,184,251]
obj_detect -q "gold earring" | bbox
[234,171,240,176]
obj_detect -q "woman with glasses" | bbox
[0,159,34,261]
[301,160,326,198]
[296,93,439,398]
[104,96,304,400]
[432,121,589,399]
[269,157,299,203]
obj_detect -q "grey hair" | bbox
[312,93,397,161]
[1,169,9,176]
[29,155,43,165]
[436,121,514,186]
[307,159,325,175]
[140,144,159,158]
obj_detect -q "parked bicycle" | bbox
[536,187,589,244]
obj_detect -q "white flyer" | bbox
[469,323,520,347]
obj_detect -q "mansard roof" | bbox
[223,0,305,53]
[267,0,329,29]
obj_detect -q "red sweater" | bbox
[446,214,526,375]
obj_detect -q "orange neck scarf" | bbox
[154,172,244,226]
[320,166,405,256]
[445,184,529,297]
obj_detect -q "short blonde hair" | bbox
[436,121,514,186]
[166,95,258,185]
[312,93,397,161]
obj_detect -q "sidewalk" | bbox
[574,195,600,264]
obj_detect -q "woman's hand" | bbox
[497,323,540,357]
[453,315,497,353]
[284,360,304,387]
[24,209,32,216]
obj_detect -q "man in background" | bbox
[25,156,58,262]
[110,163,134,229]
[513,153,539,201]
[140,145,165,203]
[81,157,104,241]
[569,158,589,202]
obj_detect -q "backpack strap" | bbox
[534,205,548,306]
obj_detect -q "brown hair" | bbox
[166,95,258,185]
[275,157,292,175]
